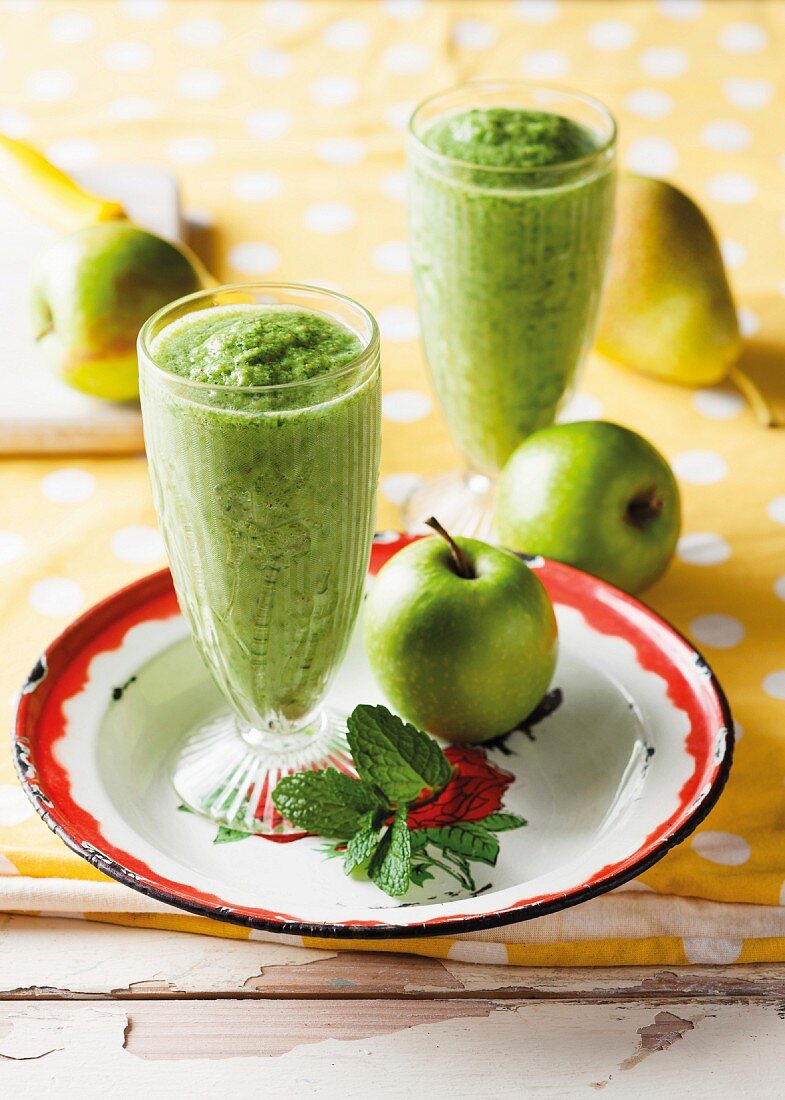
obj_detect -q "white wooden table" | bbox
[0,915,781,1097]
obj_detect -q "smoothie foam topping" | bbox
[152,305,363,389]
[421,107,601,169]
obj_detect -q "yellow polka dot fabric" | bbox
[2,0,785,965]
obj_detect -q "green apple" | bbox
[363,519,558,743]
[31,223,202,400]
[495,421,681,594]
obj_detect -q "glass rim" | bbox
[138,281,381,395]
[408,78,617,176]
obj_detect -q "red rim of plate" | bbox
[12,534,734,940]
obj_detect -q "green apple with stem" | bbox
[363,518,558,743]
[31,222,203,401]
[495,420,681,595]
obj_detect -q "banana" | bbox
[0,134,126,232]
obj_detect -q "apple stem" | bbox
[425,516,475,579]
[33,323,53,342]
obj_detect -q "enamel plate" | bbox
[14,534,733,939]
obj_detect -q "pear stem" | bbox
[728,365,779,429]
[425,516,474,579]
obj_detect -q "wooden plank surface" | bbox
[2,916,782,1097]
[0,998,782,1098]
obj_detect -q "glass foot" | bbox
[401,468,497,539]
[172,709,355,836]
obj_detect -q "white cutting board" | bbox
[0,165,182,455]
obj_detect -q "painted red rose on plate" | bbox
[407,745,515,828]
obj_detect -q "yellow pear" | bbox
[596,173,741,387]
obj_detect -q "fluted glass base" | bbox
[401,468,496,539]
[172,709,354,836]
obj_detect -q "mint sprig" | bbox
[271,704,525,899]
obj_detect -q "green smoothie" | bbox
[409,103,615,473]
[140,302,381,730]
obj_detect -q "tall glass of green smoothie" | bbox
[406,80,616,535]
[138,284,381,835]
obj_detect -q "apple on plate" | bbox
[363,519,558,744]
[495,420,681,595]
[31,222,203,401]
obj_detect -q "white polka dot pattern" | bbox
[103,41,152,72]
[0,532,26,565]
[700,120,751,153]
[28,578,85,618]
[763,672,785,700]
[682,937,743,964]
[723,78,772,109]
[46,11,95,43]
[690,614,745,649]
[707,173,758,204]
[672,451,728,485]
[230,172,282,202]
[111,526,165,565]
[228,243,280,275]
[302,202,356,234]
[0,785,35,826]
[176,17,225,48]
[693,387,744,420]
[244,109,292,140]
[625,136,679,176]
[316,139,366,166]
[520,50,570,79]
[40,469,95,504]
[381,473,424,505]
[691,831,751,866]
[25,68,74,100]
[247,47,292,80]
[382,390,432,423]
[166,137,214,165]
[377,307,419,342]
[558,392,604,422]
[46,137,98,170]
[372,241,410,274]
[624,89,673,118]
[586,20,636,51]
[638,46,688,77]
[309,75,358,107]
[677,533,731,566]
[452,19,497,50]
[512,0,560,24]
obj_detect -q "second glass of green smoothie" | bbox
[139,284,381,835]
[405,80,616,535]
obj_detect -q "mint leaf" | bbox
[425,823,500,866]
[343,812,381,875]
[320,767,386,814]
[347,704,452,803]
[482,813,527,832]
[368,807,412,897]
[272,771,370,838]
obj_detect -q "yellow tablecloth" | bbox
[2,0,785,966]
